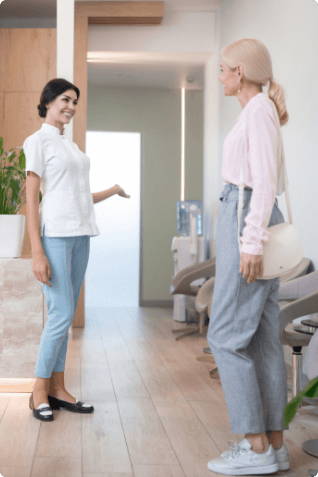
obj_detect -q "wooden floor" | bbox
[0,306,318,477]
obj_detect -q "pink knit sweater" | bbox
[222,92,286,255]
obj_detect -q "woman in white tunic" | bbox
[24,78,130,421]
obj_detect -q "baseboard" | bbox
[140,300,173,307]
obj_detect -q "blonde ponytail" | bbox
[222,38,289,127]
[268,78,289,126]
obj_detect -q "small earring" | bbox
[238,83,241,93]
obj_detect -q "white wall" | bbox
[217,0,318,271]
[88,12,216,52]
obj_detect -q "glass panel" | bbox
[85,131,141,306]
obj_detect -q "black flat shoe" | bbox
[48,394,94,413]
[29,393,54,422]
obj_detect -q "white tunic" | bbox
[23,123,100,238]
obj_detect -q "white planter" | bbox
[0,214,26,258]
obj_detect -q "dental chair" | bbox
[278,270,318,404]
[170,257,216,341]
[171,257,312,342]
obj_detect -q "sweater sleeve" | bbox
[240,104,279,255]
[23,134,46,179]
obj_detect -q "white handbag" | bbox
[237,129,303,280]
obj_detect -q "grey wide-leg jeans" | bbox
[207,183,289,434]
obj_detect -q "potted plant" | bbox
[0,136,42,258]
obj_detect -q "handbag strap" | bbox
[237,120,293,251]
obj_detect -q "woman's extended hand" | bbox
[239,252,263,284]
[115,184,131,198]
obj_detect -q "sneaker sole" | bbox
[207,462,279,475]
[278,461,290,471]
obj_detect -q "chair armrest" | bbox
[170,285,200,297]
[279,271,318,301]
[170,257,216,295]
[279,291,318,337]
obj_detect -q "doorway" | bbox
[84,131,141,307]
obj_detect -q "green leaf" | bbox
[7,151,16,163]
[284,376,318,427]
[19,149,26,170]
[284,396,302,428]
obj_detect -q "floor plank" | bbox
[31,457,82,477]
[83,474,133,477]
[125,339,164,367]
[116,396,180,465]
[137,364,188,408]
[81,362,117,402]
[107,359,150,398]
[156,404,223,477]
[82,401,133,474]
[0,395,40,467]
[0,468,32,477]
[133,464,186,476]
[188,400,245,452]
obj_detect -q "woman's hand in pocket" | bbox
[33,253,52,287]
[239,252,263,284]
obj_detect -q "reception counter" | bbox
[0,258,48,391]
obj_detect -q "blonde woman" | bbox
[207,39,290,475]
[24,79,130,421]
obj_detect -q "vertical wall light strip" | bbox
[181,88,185,202]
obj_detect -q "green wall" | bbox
[87,85,203,304]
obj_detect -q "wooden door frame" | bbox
[72,1,164,327]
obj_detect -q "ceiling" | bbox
[0,0,219,90]
[87,52,209,90]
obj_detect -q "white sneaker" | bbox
[275,444,290,471]
[207,438,279,475]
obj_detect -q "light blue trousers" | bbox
[35,223,90,378]
[207,183,289,434]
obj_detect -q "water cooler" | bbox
[171,200,206,322]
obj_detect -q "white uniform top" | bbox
[23,123,100,238]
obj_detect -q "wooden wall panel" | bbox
[74,15,88,155]
[0,29,56,92]
[0,30,56,260]
[73,13,89,328]
[75,1,164,22]
[4,93,43,149]
[0,93,4,137]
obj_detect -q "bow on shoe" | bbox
[221,441,248,461]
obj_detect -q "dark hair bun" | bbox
[37,103,47,118]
